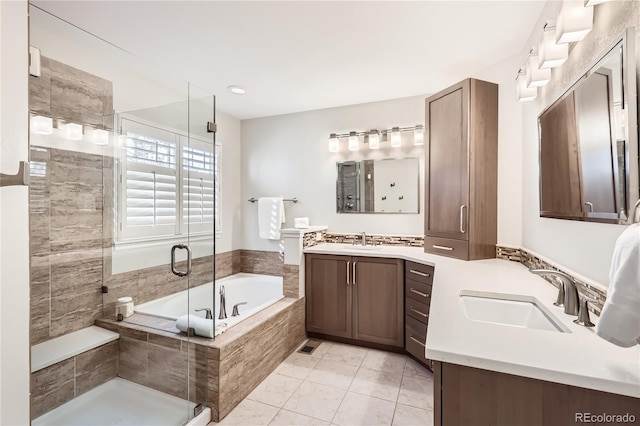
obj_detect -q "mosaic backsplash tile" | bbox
[322,233,424,248]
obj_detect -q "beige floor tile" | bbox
[362,350,407,375]
[322,342,368,367]
[306,359,359,390]
[397,377,434,410]
[308,340,333,359]
[348,367,402,402]
[283,381,346,422]
[403,358,433,382]
[269,409,331,425]
[247,373,303,408]
[392,403,434,426]
[275,352,321,380]
[218,399,279,425]
[332,392,395,426]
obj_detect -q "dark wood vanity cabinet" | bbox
[433,361,640,426]
[305,254,403,348]
[424,78,498,260]
[404,261,434,367]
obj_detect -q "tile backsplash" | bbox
[321,232,424,248]
[496,246,607,316]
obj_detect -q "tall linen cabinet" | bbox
[424,78,498,260]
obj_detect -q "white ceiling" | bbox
[31,1,547,120]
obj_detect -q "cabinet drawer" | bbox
[405,279,432,304]
[405,261,434,284]
[405,315,428,363]
[406,296,430,324]
[425,236,469,260]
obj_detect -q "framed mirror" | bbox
[538,27,638,224]
[336,157,419,213]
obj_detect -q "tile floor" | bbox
[211,340,434,426]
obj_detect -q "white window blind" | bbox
[118,118,218,242]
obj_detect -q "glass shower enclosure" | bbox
[28,4,215,425]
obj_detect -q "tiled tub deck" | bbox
[96,297,306,422]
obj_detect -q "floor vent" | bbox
[297,339,321,355]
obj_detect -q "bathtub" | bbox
[134,273,284,335]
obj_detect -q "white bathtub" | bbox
[134,273,284,334]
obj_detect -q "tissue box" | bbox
[294,217,310,229]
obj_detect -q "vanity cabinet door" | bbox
[352,257,404,347]
[305,254,352,339]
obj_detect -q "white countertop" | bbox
[304,243,640,398]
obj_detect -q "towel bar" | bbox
[248,197,298,203]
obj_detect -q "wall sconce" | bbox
[89,128,109,146]
[516,67,537,102]
[413,125,424,146]
[526,49,551,88]
[327,125,425,152]
[65,122,83,140]
[556,0,593,43]
[584,0,609,6]
[30,115,53,135]
[538,20,569,69]
[348,131,359,151]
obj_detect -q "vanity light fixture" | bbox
[556,0,593,44]
[368,130,380,149]
[413,125,424,146]
[90,128,109,146]
[526,49,551,88]
[65,122,83,140]
[328,133,340,152]
[31,115,53,135]
[348,131,359,151]
[538,20,569,69]
[584,0,609,6]
[516,67,537,102]
[390,127,401,148]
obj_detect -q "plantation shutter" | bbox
[182,137,215,234]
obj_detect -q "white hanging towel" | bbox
[258,197,285,240]
[595,223,640,347]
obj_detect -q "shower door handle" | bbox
[171,244,192,277]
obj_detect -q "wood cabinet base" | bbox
[434,361,640,426]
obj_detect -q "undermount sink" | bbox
[459,290,570,333]
[340,245,383,251]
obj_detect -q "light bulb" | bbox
[538,23,568,69]
[368,131,380,149]
[348,132,359,151]
[328,133,339,152]
[390,127,401,148]
[31,115,53,135]
[413,125,424,146]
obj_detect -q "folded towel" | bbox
[595,223,640,347]
[175,314,214,338]
[294,217,309,229]
[258,197,285,240]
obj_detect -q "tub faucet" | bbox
[529,269,579,316]
[195,308,212,319]
[218,285,227,320]
[232,302,247,317]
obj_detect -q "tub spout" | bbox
[219,285,227,320]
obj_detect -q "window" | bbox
[117,118,218,243]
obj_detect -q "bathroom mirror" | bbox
[538,28,638,224]
[336,157,419,213]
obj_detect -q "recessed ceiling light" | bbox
[227,85,247,95]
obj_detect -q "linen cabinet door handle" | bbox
[410,288,429,298]
[409,335,426,347]
[346,261,351,285]
[352,261,357,285]
[460,204,467,233]
[410,307,429,319]
[409,269,430,278]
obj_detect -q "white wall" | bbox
[0,1,31,424]
[216,110,243,253]
[520,1,640,285]
[241,96,426,252]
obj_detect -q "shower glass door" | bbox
[28,4,215,425]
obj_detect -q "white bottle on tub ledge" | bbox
[115,296,134,321]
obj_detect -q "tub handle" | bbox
[171,244,192,277]
[232,302,247,317]
[195,308,213,319]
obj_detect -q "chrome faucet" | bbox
[529,269,579,316]
[195,308,212,319]
[218,285,227,320]
[360,231,366,246]
[231,302,247,317]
